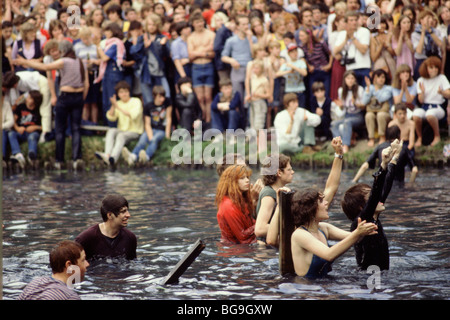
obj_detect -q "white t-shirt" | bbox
[417,74,450,105]
[274,108,321,146]
[335,27,371,70]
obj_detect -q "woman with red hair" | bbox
[216,164,256,244]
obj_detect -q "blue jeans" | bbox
[8,130,40,156]
[102,63,124,127]
[132,129,165,159]
[55,92,84,163]
[211,109,240,132]
[141,76,171,106]
[296,91,306,109]
[331,112,365,146]
[352,68,371,88]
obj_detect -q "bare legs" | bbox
[193,86,212,124]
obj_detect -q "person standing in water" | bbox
[75,194,137,261]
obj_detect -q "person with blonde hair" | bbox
[216,164,256,244]
[11,22,43,73]
[74,26,101,124]
[130,13,170,106]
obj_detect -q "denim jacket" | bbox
[130,33,170,84]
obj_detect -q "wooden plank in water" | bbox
[279,190,295,275]
[162,239,206,285]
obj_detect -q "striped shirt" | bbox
[18,276,81,300]
[301,41,330,70]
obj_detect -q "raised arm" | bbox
[323,137,344,205]
[292,218,378,265]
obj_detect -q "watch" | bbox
[335,153,343,159]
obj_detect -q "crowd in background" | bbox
[2,0,450,169]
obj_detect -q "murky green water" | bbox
[2,167,449,300]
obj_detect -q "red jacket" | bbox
[217,196,256,244]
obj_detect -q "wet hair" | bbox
[261,154,291,186]
[291,188,324,227]
[419,56,442,79]
[100,194,129,222]
[341,183,371,221]
[215,164,254,216]
[49,240,84,274]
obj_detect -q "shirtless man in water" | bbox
[187,12,216,125]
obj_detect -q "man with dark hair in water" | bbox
[75,194,137,260]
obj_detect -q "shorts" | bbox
[192,62,215,88]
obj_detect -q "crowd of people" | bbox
[2,0,450,171]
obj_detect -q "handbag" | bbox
[366,96,389,113]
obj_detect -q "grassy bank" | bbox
[6,132,450,172]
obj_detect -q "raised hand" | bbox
[331,136,344,155]
[390,138,403,157]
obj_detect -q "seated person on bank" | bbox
[9,90,43,168]
[342,139,403,271]
[75,194,137,261]
[274,92,321,154]
[122,85,172,166]
[210,78,241,132]
[352,124,418,184]
[95,81,143,166]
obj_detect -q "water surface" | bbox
[2,167,449,300]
